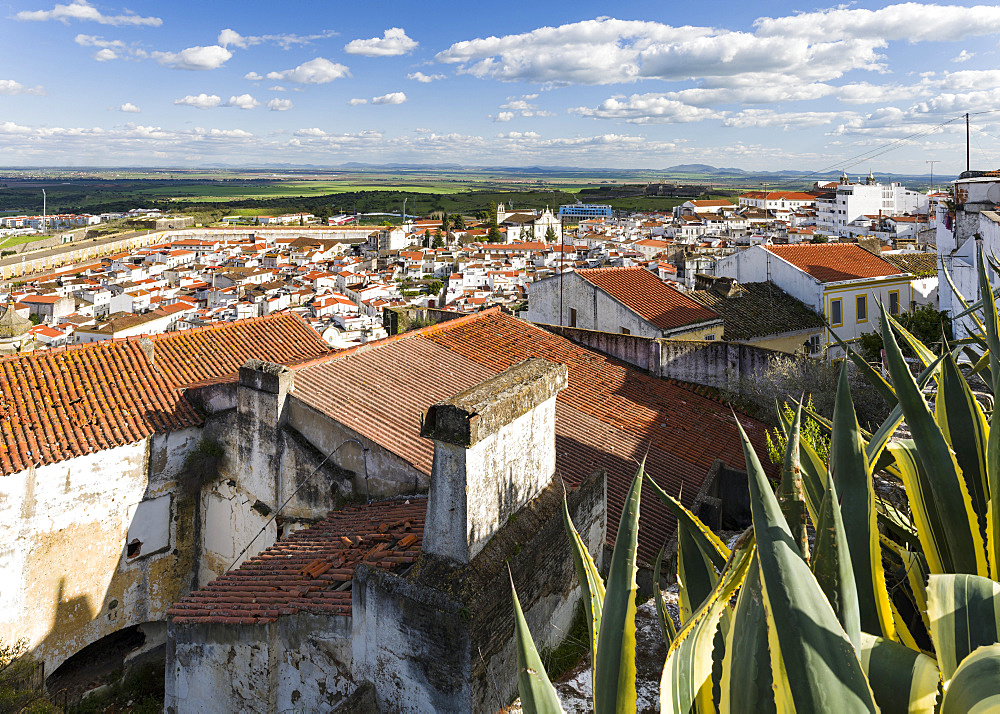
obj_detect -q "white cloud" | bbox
[267,98,293,111]
[268,85,286,91]
[722,109,851,129]
[93,48,117,61]
[118,102,140,113]
[0,80,46,96]
[153,45,233,71]
[225,94,260,109]
[295,128,328,137]
[753,3,1000,43]
[264,58,350,84]
[16,0,161,26]
[74,34,124,49]
[436,11,1000,89]
[953,50,975,63]
[408,71,445,83]
[494,112,514,122]
[371,92,407,105]
[495,94,555,119]
[344,27,417,56]
[348,98,368,105]
[217,28,337,50]
[244,72,263,81]
[174,93,222,109]
[571,93,722,124]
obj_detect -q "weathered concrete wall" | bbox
[352,470,606,713]
[165,614,355,714]
[541,324,785,390]
[166,621,278,713]
[421,358,567,564]
[286,396,428,498]
[0,427,201,674]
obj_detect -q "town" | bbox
[0,171,944,361]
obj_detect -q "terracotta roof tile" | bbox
[293,309,774,562]
[575,266,720,331]
[689,281,824,341]
[167,498,425,624]
[765,244,903,283]
[149,312,334,389]
[0,341,201,476]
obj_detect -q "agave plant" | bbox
[513,245,1000,712]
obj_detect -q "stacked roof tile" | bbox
[689,281,824,341]
[149,312,333,388]
[293,309,773,562]
[167,498,424,624]
[0,341,201,475]
[575,266,720,331]
[765,244,903,283]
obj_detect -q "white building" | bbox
[815,172,928,237]
[714,243,914,356]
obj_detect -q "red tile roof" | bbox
[765,244,903,283]
[149,312,333,389]
[0,341,201,476]
[167,498,424,624]
[575,266,720,331]
[292,309,773,562]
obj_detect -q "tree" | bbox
[440,212,450,233]
[545,225,557,242]
[810,234,829,243]
[423,229,431,248]
[453,214,466,230]
[856,304,952,362]
[0,639,44,713]
[487,226,502,243]
[433,230,444,249]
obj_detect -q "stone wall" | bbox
[352,469,606,713]
[0,427,202,675]
[165,614,355,714]
[540,323,784,390]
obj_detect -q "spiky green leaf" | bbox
[830,361,897,641]
[880,301,987,576]
[652,545,676,645]
[644,473,729,572]
[927,573,1000,688]
[719,557,775,714]
[939,643,1000,713]
[737,419,878,713]
[561,493,605,694]
[511,576,564,714]
[593,463,642,714]
[660,533,755,714]
[858,633,939,714]
[778,400,809,559]
[811,469,861,652]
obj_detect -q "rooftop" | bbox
[149,312,333,389]
[689,281,824,341]
[765,243,904,283]
[292,309,772,562]
[575,266,720,331]
[880,252,937,278]
[0,340,201,476]
[167,498,424,625]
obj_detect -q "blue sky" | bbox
[3,0,1000,172]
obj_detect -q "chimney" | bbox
[420,358,568,564]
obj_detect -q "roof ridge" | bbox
[293,308,503,371]
[145,310,296,342]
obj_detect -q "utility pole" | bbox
[966,113,971,173]
[926,160,940,193]
[42,188,46,234]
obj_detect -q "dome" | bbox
[0,300,32,339]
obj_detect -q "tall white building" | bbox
[815,171,928,236]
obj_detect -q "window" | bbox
[856,295,868,322]
[889,291,900,315]
[831,298,843,326]
[620,327,631,335]
[705,334,715,340]
[568,307,577,328]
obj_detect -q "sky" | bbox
[3,0,1000,173]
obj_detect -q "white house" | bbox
[714,243,914,356]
